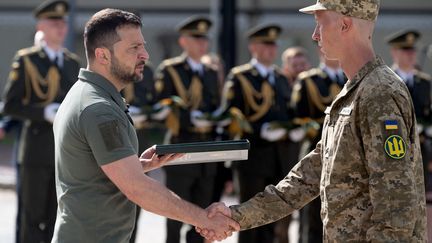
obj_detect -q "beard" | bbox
[110,55,143,84]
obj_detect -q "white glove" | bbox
[260,122,287,142]
[417,124,424,134]
[151,106,171,121]
[131,114,147,125]
[216,117,232,127]
[288,127,306,142]
[425,125,432,138]
[190,110,212,128]
[44,103,60,123]
[128,105,142,115]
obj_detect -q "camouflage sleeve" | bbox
[358,79,425,241]
[230,141,322,230]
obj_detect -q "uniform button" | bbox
[39,222,46,230]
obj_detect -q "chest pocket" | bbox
[323,107,353,160]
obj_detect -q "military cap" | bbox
[34,0,69,19]
[386,30,420,49]
[246,24,282,44]
[299,0,380,22]
[176,16,212,38]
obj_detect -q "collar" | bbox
[186,57,204,74]
[42,43,63,66]
[250,58,274,78]
[77,69,128,111]
[320,63,343,81]
[345,56,385,92]
[394,69,414,83]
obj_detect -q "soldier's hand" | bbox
[151,106,171,121]
[260,122,287,142]
[288,127,306,142]
[190,110,212,128]
[44,103,60,123]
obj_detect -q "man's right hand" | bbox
[196,202,240,241]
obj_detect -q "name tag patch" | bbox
[339,107,352,116]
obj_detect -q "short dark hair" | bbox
[84,8,142,61]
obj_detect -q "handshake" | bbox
[195,202,240,242]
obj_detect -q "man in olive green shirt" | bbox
[52,9,239,243]
[198,0,427,242]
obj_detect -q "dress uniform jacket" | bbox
[292,67,345,148]
[3,45,80,167]
[155,53,220,243]
[2,45,80,243]
[230,57,427,242]
[154,54,219,177]
[122,65,157,152]
[394,69,432,192]
[224,63,294,176]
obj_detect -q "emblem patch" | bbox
[384,135,406,159]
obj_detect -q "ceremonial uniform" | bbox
[154,16,219,243]
[292,65,346,243]
[230,57,427,242]
[386,30,432,193]
[2,1,80,242]
[222,24,298,243]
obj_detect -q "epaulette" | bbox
[16,46,42,57]
[63,49,81,63]
[416,70,432,81]
[231,63,253,75]
[297,68,326,80]
[160,56,185,69]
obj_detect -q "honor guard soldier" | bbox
[221,24,300,243]
[291,47,346,243]
[387,29,432,198]
[154,16,221,243]
[2,1,80,242]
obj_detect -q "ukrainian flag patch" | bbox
[384,120,398,130]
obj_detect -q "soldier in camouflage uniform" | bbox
[221,24,300,243]
[197,0,427,242]
[2,1,80,242]
[154,16,221,243]
[386,30,432,193]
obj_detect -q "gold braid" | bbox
[166,66,202,110]
[22,56,60,105]
[304,77,341,112]
[236,73,273,122]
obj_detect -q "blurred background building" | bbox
[0,0,431,97]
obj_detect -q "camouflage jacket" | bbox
[231,57,427,242]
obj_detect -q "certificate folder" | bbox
[156,139,250,165]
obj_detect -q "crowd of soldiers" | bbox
[0,0,431,243]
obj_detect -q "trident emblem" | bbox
[385,135,406,159]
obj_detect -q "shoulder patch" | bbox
[415,71,432,81]
[161,56,185,68]
[98,120,124,151]
[63,49,81,62]
[297,68,325,80]
[384,135,406,159]
[16,46,41,57]
[231,63,253,75]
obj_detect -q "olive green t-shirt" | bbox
[52,69,139,243]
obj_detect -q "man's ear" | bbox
[95,47,111,65]
[341,16,353,32]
